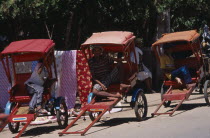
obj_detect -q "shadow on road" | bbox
[21,125,60,137]
[168,103,207,117]
[85,116,152,135]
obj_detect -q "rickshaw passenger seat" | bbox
[13,73,31,96]
[10,73,53,103]
[107,63,137,93]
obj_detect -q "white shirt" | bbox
[130,47,143,64]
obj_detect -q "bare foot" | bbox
[120,84,131,90]
[175,77,182,85]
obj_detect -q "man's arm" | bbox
[93,79,107,90]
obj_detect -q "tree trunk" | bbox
[64,12,74,50]
[153,9,171,91]
[156,9,170,39]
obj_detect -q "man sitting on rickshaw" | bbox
[25,59,48,113]
[159,46,196,90]
[88,46,131,98]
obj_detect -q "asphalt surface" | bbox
[0,91,210,138]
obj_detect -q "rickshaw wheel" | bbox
[161,83,171,107]
[56,100,68,129]
[204,80,210,106]
[8,104,20,133]
[134,91,148,121]
[89,111,102,121]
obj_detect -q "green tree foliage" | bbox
[0,0,209,50]
[156,0,210,32]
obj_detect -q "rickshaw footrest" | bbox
[163,93,186,101]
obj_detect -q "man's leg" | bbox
[26,85,37,112]
[27,84,44,113]
[171,66,192,84]
[92,84,121,98]
[29,93,38,113]
[171,66,195,90]
[35,86,45,113]
[144,77,155,93]
[36,87,44,106]
[180,66,193,84]
[92,89,121,98]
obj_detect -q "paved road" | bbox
[1,92,210,138]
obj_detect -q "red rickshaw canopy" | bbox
[152,30,200,47]
[82,31,135,46]
[81,31,135,52]
[1,39,55,62]
[1,39,54,55]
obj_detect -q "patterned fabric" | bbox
[53,51,65,97]
[77,50,92,106]
[59,51,77,109]
[0,61,10,110]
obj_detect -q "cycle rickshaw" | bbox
[151,30,210,116]
[59,31,148,136]
[0,39,68,137]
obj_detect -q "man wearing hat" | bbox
[88,46,130,98]
[159,46,196,90]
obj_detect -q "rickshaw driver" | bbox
[159,47,196,90]
[25,59,48,113]
[89,46,131,98]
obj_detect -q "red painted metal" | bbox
[59,97,120,136]
[59,31,139,136]
[9,114,35,122]
[163,93,186,101]
[152,30,200,48]
[151,30,202,117]
[15,118,33,138]
[0,39,57,137]
[1,39,54,55]
[81,31,135,46]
